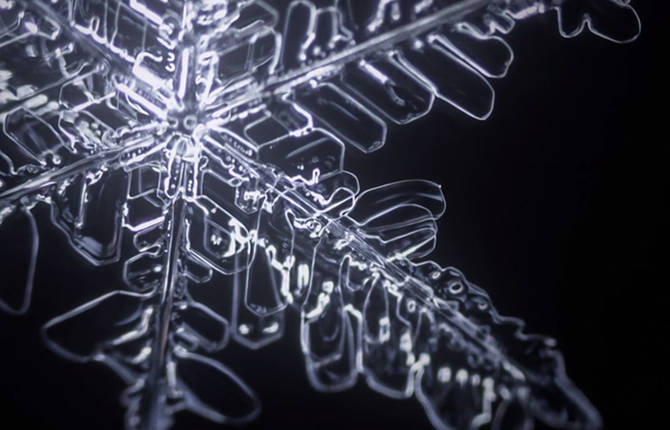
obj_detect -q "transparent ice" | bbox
[0,1,640,429]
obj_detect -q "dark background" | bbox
[0,2,665,429]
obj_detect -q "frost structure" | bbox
[0,1,640,429]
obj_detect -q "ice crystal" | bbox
[0,1,640,429]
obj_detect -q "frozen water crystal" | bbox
[0,1,640,429]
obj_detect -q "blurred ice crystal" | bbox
[0,1,639,429]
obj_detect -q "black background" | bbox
[0,2,666,429]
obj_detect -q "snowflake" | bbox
[0,1,640,429]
